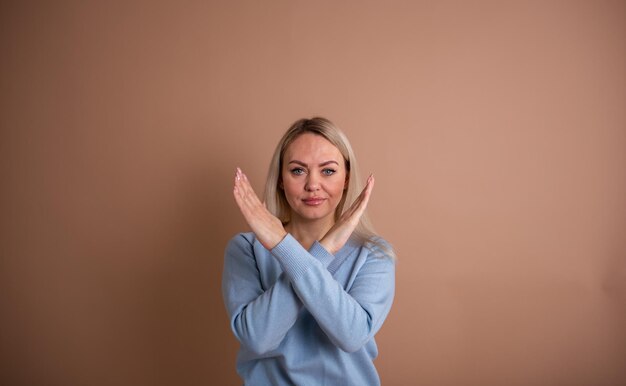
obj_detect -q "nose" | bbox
[305,174,320,191]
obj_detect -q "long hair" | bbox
[263,117,395,259]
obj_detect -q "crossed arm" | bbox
[222,168,394,355]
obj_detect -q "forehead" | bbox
[283,133,343,163]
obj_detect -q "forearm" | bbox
[223,234,340,355]
[228,274,301,355]
[271,234,395,352]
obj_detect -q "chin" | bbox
[294,208,335,222]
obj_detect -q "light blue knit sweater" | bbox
[222,232,395,386]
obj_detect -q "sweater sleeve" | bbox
[271,234,395,353]
[221,233,336,356]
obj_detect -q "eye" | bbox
[290,167,305,176]
[322,168,336,176]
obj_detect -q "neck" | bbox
[285,217,334,250]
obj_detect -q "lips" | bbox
[302,197,326,206]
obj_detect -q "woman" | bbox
[222,117,395,385]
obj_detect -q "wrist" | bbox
[267,230,288,250]
[319,238,336,255]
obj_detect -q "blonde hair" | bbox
[263,117,395,259]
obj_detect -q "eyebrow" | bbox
[288,160,339,167]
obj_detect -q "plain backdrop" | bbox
[1,1,625,385]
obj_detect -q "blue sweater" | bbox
[222,232,395,386]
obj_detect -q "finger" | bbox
[234,169,248,199]
[359,175,374,200]
[347,175,373,210]
[235,189,262,225]
[241,182,263,209]
[343,175,375,220]
[234,175,253,206]
[239,171,259,202]
[234,170,258,213]
[236,172,268,220]
[357,175,375,210]
[235,168,247,191]
[233,185,250,213]
[234,169,257,203]
[233,187,251,220]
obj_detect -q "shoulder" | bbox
[228,232,256,245]
[347,236,395,280]
[363,236,396,261]
[225,232,257,255]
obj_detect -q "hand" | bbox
[233,168,287,250]
[320,175,375,254]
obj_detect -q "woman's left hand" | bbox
[320,175,374,254]
[233,168,287,250]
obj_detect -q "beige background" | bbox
[1,1,625,385]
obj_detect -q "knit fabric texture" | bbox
[222,232,395,386]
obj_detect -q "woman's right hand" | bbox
[320,175,375,255]
[233,168,287,250]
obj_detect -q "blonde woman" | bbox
[222,117,395,385]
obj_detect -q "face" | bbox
[281,133,348,225]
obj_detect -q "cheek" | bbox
[327,177,347,197]
[281,178,301,199]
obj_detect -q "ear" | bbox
[279,179,284,190]
[344,173,349,190]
